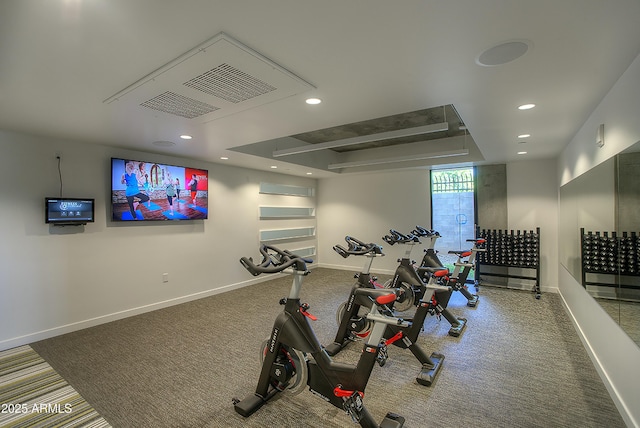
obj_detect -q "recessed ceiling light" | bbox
[517,151,528,155]
[180,135,192,140]
[220,156,229,160]
[518,104,535,110]
[306,172,313,175]
[305,98,322,105]
[518,134,530,138]
[270,165,277,169]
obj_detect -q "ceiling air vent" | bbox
[140,91,220,119]
[184,63,276,104]
[104,32,315,122]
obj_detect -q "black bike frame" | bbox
[327,241,446,386]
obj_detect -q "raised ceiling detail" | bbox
[231,105,484,173]
[292,105,465,152]
[272,122,450,157]
[104,32,314,122]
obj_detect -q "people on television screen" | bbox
[122,161,149,219]
[138,162,151,206]
[164,170,176,215]
[188,174,198,205]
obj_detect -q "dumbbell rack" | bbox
[580,228,640,289]
[476,227,541,299]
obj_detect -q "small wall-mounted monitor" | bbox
[45,197,95,225]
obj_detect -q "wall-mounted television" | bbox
[45,197,95,225]
[111,158,209,221]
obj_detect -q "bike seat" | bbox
[467,238,486,244]
[353,287,395,299]
[417,266,447,274]
[448,250,471,258]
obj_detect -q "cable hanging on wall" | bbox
[56,155,64,197]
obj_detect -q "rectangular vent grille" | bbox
[184,63,277,104]
[140,91,220,119]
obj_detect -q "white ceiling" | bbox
[1,0,640,177]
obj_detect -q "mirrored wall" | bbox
[559,142,640,347]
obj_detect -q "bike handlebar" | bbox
[413,226,440,238]
[382,229,420,245]
[333,236,384,258]
[239,244,312,276]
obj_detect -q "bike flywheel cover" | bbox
[393,282,415,312]
[259,339,308,395]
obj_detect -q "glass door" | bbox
[430,167,476,273]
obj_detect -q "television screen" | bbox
[111,158,209,221]
[46,198,95,225]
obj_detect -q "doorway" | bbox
[430,167,476,268]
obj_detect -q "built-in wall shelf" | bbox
[258,182,316,248]
[260,227,316,242]
[290,246,316,258]
[259,182,314,197]
[259,206,315,219]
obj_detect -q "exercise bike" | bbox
[325,236,446,386]
[412,226,444,268]
[382,229,468,337]
[232,244,408,428]
[413,226,483,307]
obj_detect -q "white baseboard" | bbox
[0,276,270,352]
[557,290,636,428]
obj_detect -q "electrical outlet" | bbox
[162,273,169,283]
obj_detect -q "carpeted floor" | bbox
[28,268,625,428]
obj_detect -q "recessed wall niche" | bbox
[258,182,316,257]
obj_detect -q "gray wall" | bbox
[0,130,317,349]
[316,169,431,274]
[317,159,558,294]
[476,164,508,230]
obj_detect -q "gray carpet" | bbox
[30,268,625,428]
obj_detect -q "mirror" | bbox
[559,142,640,346]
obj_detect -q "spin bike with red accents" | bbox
[232,244,407,428]
[325,236,446,387]
[412,226,484,307]
[382,229,468,337]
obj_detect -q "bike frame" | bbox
[235,253,408,427]
[327,238,446,386]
